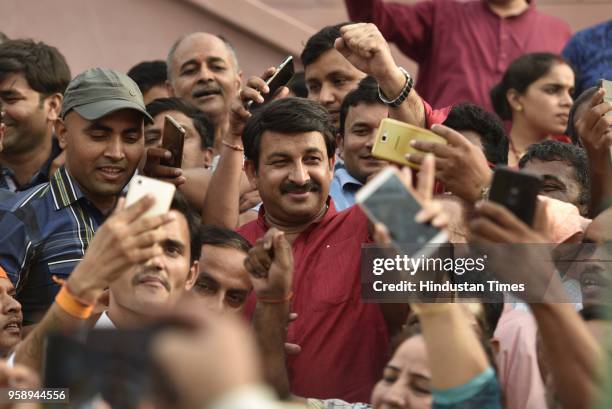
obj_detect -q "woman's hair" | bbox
[490,53,570,120]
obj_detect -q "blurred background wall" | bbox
[0,0,609,79]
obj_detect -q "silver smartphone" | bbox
[356,167,447,252]
[125,175,176,218]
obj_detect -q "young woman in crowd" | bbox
[490,53,575,166]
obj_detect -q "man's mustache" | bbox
[280,180,321,194]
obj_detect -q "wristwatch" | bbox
[378,67,414,107]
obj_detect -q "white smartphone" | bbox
[125,175,176,218]
[356,167,447,251]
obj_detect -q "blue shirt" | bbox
[562,20,612,96]
[0,167,106,325]
[330,163,364,211]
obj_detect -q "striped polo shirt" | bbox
[0,167,106,325]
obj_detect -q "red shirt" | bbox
[238,201,389,402]
[346,0,572,112]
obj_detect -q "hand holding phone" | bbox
[372,118,447,169]
[488,167,541,226]
[246,56,294,110]
[160,115,185,169]
[356,167,448,251]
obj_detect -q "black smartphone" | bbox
[247,56,294,110]
[160,114,185,168]
[356,167,448,252]
[489,167,542,226]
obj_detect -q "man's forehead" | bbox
[0,72,31,91]
[163,210,190,243]
[172,33,233,66]
[346,102,387,126]
[304,48,364,81]
[261,130,328,154]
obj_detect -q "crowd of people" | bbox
[0,0,610,408]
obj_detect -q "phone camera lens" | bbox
[381,132,388,142]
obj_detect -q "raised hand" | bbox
[407,124,492,203]
[66,196,175,304]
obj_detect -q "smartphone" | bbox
[598,79,612,117]
[488,167,542,226]
[247,55,295,110]
[601,80,612,162]
[371,118,447,169]
[160,114,185,168]
[356,167,447,252]
[125,175,176,218]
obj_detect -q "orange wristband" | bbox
[258,291,293,304]
[55,284,94,319]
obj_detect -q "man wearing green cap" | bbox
[0,68,151,326]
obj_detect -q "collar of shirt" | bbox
[49,166,87,210]
[481,0,534,19]
[334,166,363,191]
[255,197,338,234]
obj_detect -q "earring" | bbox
[516,105,523,112]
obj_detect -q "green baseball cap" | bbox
[60,67,153,122]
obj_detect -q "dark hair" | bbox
[242,97,336,169]
[579,305,610,321]
[127,60,168,95]
[288,72,308,98]
[482,302,504,340]
[146,97,215,149]
[0,39,71,95]
[339,76,383,136]
[301,23,350,67]
[443,102,509,165]
[518,140,590,207]
[490,53,569,120]
[170,191,202,264]
[567,87,598,145]
[199,225,252,254]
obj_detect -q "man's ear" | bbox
[45,93,63,122]
[55,118,68,149]
[244,160,258,189]
[202,147,214,168]
[166,80,176,97]
[236,70,243,92]
[185,260,199,291]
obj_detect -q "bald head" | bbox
[166,33,242,123]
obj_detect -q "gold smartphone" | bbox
[372,118,447,169]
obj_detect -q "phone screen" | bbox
[358,171,446,249]
[160,115,185,168]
